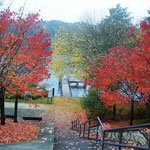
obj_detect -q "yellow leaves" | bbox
[51,26,86,79]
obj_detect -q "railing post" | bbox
[148,132,150,149]
[119,129,123,150]
[77,119,79,130]
[79,124,81,137]
[72,120,73,130]
[83,123,85,138]
[77,119,80,131]
[76,119,77,130]
[102,130,105,150]
[88,121,91,139]
[96,120,99,142]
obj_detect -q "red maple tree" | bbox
[0,9,52,125]
[86,21,150,125]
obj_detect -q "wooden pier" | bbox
[68,78,86,88]
[59,78,87,97]
[62,79,71,97]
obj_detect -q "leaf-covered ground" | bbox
[41,97,88,130]
[40,97,145,130]
[0,119,40,144]
[0,97,146,145]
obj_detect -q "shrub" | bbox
[81,87,106,119]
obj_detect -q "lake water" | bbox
[39,74,89,97]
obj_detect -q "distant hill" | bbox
[41,20,79,37]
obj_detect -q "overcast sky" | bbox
[2,0,150,23]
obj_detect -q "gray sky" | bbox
[2,0,150,23]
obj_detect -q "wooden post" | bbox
[51,88,55,103]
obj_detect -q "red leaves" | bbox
[0,119,40,144]
[86,21,150,106]
[0,8,53,97]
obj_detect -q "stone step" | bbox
[54,130,102,150]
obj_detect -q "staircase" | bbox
[53,116,150,150]
[71,117,150,150]
[54,129,102,150]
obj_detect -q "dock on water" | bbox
[60,78,86,97]
[62,80,71,97]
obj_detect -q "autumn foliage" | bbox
[86,21,150,124]
[0,119,40,144]
[0,9,52,124]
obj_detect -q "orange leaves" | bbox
[0,8,52,97]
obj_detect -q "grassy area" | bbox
[4,97,53,104]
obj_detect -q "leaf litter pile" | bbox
[0,119,40,144]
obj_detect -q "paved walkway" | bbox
[0,123,54,150]
[5,102,45,109]
[5,102,45,119]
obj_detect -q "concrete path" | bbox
[5,102,45,119]
[0,123,54,150]
[62,80,71,97]
[5,102,45,109]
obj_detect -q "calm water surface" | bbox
[40,74,89,97]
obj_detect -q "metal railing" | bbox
[103,123,150,150]
[72,118,81,131]
[72,117,150,150]
[79,117,104,142]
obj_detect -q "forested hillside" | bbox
[41,20,79,37]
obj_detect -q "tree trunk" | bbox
[0,89,5,125]
[84,79,87,89]
[148,95,150,122]
[148,104,150,123]
[129,99,134,125]
[113,105,116,120]
[14,94,18,123]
